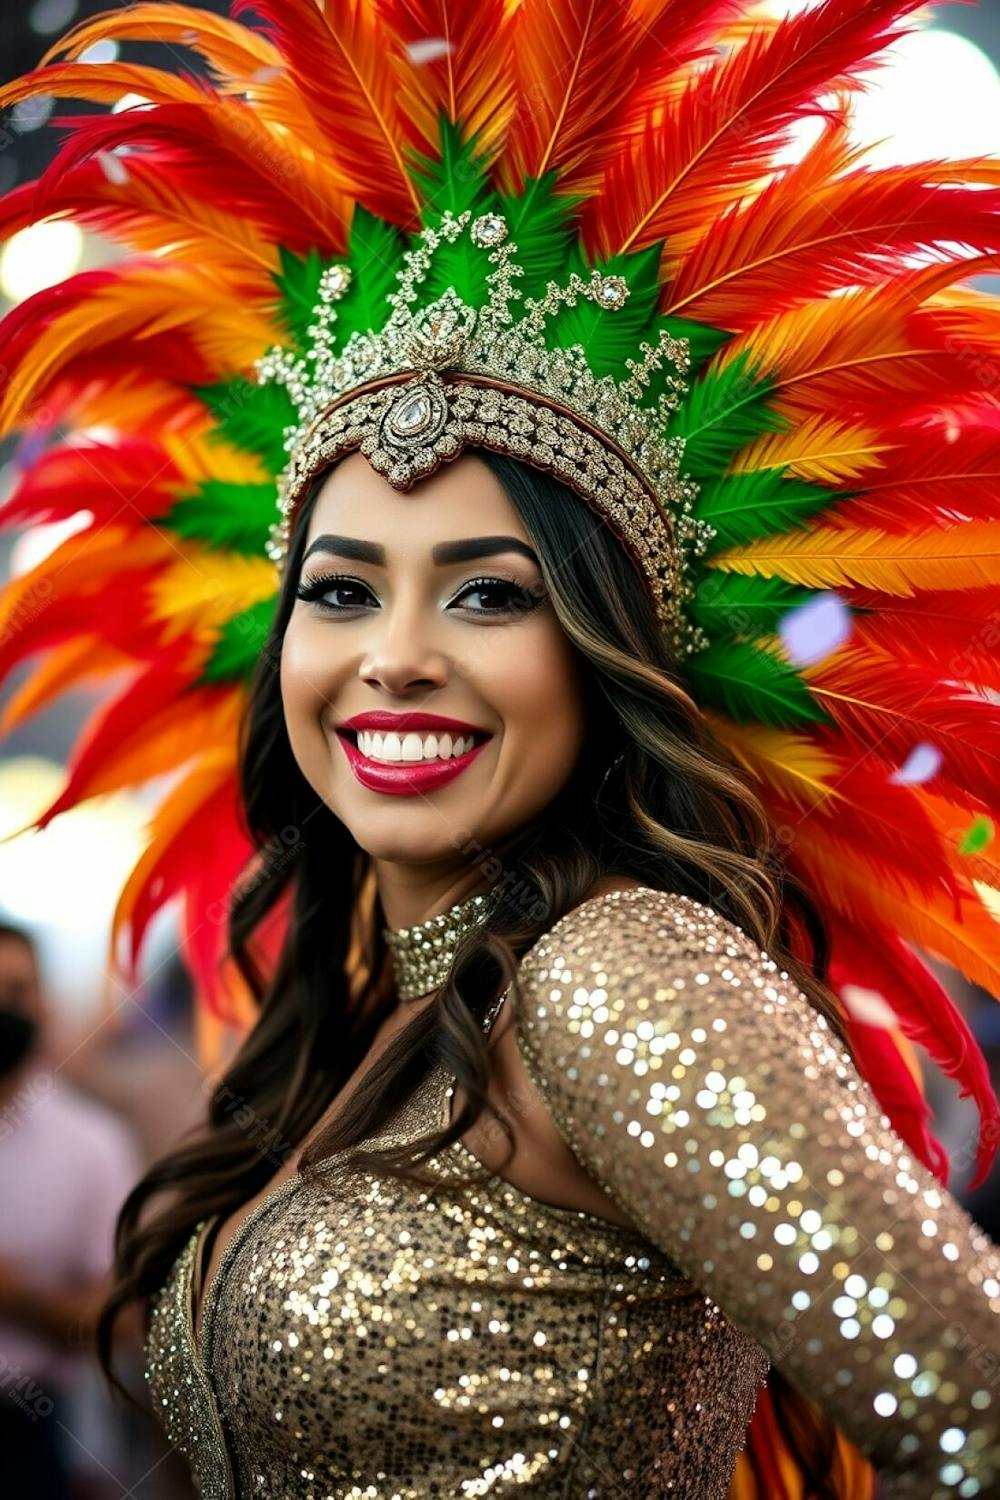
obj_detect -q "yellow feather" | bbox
[710,522,1000,594]
[148,547,279,640]
[1,265,280,438]
[164,431,270,487]
[730,414,891,486]
[702,711,840,812]
[73,378,208,435]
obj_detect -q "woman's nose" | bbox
[357,603,449,695]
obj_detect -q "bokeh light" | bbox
[0,219,84,301]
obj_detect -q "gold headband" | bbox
[257,209,715,657]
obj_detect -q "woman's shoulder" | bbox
[532,878,764,965]
[509,879,799,1035]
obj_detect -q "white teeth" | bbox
[355,729,478,764]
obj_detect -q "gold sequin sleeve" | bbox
[511,886,1000,1498]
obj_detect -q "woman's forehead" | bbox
[307,451,529,545]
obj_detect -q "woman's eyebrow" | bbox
[301,534,539,566]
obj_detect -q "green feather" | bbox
[496,172,581,290]
[333,206,407,344]
[202,597,279,684]
[689,570,817,637]
[670,351,780,477]
[272,244,325,348]
[409,114,494,224]
[694,468,836,547]
[542,241,663,382]
[193,379,294,475]
[684,639,830,728]
[164,480,277,554]
[407,119,499,308]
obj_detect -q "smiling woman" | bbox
[280,450,587,847]
[3,0,1000,1497]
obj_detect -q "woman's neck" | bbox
[381,885,494,1003]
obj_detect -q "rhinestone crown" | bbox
[256,209,715,656]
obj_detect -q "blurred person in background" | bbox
[0,919,143,1498]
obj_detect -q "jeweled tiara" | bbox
[256,208,715,657]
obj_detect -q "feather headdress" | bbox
[2,4,1000,1493]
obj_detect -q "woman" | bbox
[2,1,1000,1496]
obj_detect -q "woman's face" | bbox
[280,450,587,871]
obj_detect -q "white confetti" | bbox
[405,37,454,65]
[840,984,899,1030]
[779,592,852,666]
[889,742,943,786]
[98,150,129,186]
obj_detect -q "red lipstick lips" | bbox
[335,712,493,797]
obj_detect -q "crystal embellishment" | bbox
[383,891,493,1001]
[256,210,715,657]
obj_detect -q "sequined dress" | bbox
[144,887,1000,1498]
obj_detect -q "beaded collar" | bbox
[382,890,492,1001]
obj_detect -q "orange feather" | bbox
[0,637,130,736]
[0,160,279,282]
[666,117,1000,326]
[716,287,999,421]
[382,0,516,166]
[0,263,279,438]
[42,2,279,77]
[582,0,926,259]
[710,521,1000,594]
[499,0,649,194]
[234,0,422,225]
[787,822,1000,1003]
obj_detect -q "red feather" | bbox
[379,0,515,167]
[233,0,421,225]
[499,0,647,193]
[807,643,1000,810]
[31,656,224,831]
[825,425,1000,533]
[0,537,176,686]
[764,757,963,907]
[37,107,349,255]
[0,158,277,279]
[828,919,998,1188]
[118,765,254,1023]
[0,439,180,530]
[667,125,1000,325]
[583,0,927,258]
[848,613,1000,695]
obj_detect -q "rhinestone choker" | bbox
[382,890,492,1001]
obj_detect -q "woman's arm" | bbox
[511,886,1000,1498]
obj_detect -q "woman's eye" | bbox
[453,577,540,615]
[296,575,372,610]
[294,573,543,617]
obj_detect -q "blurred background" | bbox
[1,1,1000,1497]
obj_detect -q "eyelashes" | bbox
[294,571,545,618]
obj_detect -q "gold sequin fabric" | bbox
[144,887,1000,1498]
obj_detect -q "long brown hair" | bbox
[97,448,854,1495]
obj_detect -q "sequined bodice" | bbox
[145,1031,765,1497]
[144,888,1000,1499]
